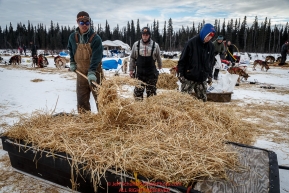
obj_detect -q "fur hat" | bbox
[77,11,90,21]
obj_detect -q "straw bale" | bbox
[269,62,289,67]
[2,76,257,190]
[162,59,178,68]
[97,76,139,112]
[156,73,178,90]
[31,78,44,82]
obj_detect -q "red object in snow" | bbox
[233,55,240,62]
[221,59,230,65]
[171,66,178,72]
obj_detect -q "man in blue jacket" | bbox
[177,23,215,102]
[67,11,104,113]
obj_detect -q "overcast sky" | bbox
[0,0,288,32]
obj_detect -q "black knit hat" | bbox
[77,11,90,21]
[141,27,151,35]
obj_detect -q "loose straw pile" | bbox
[157,73,178,90]
[3,76,257,190]
[162,59,178,68]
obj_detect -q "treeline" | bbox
[0,16,288,53]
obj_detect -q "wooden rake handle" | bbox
[75,69,100,112]
[75,70,99,88]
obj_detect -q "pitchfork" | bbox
[75,70,100,112]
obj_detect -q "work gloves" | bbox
[70,62,77,72]
[129,71,135,78]
[87,71,97,85]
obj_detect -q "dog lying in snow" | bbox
[265,56,275,63]
[41,55,49,66]
[36,54,47,68]
[276,56,282,63]
[54,56,66,69]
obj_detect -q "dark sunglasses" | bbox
[79,21,90,26]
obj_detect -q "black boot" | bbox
[213,69,219,80]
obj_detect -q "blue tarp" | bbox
[59,52,69,56]
[102,59,122,70]
[110,49,121,54]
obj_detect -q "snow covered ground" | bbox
[0,53,289,192]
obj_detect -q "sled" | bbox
[0,134,283,193]
[192,92,233,102]
[206,92,233,102]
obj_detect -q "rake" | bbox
[75,70,100,112]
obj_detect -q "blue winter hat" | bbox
[217,35,223,40]
[200,23,216,41]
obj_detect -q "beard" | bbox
[142,37,150,43]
